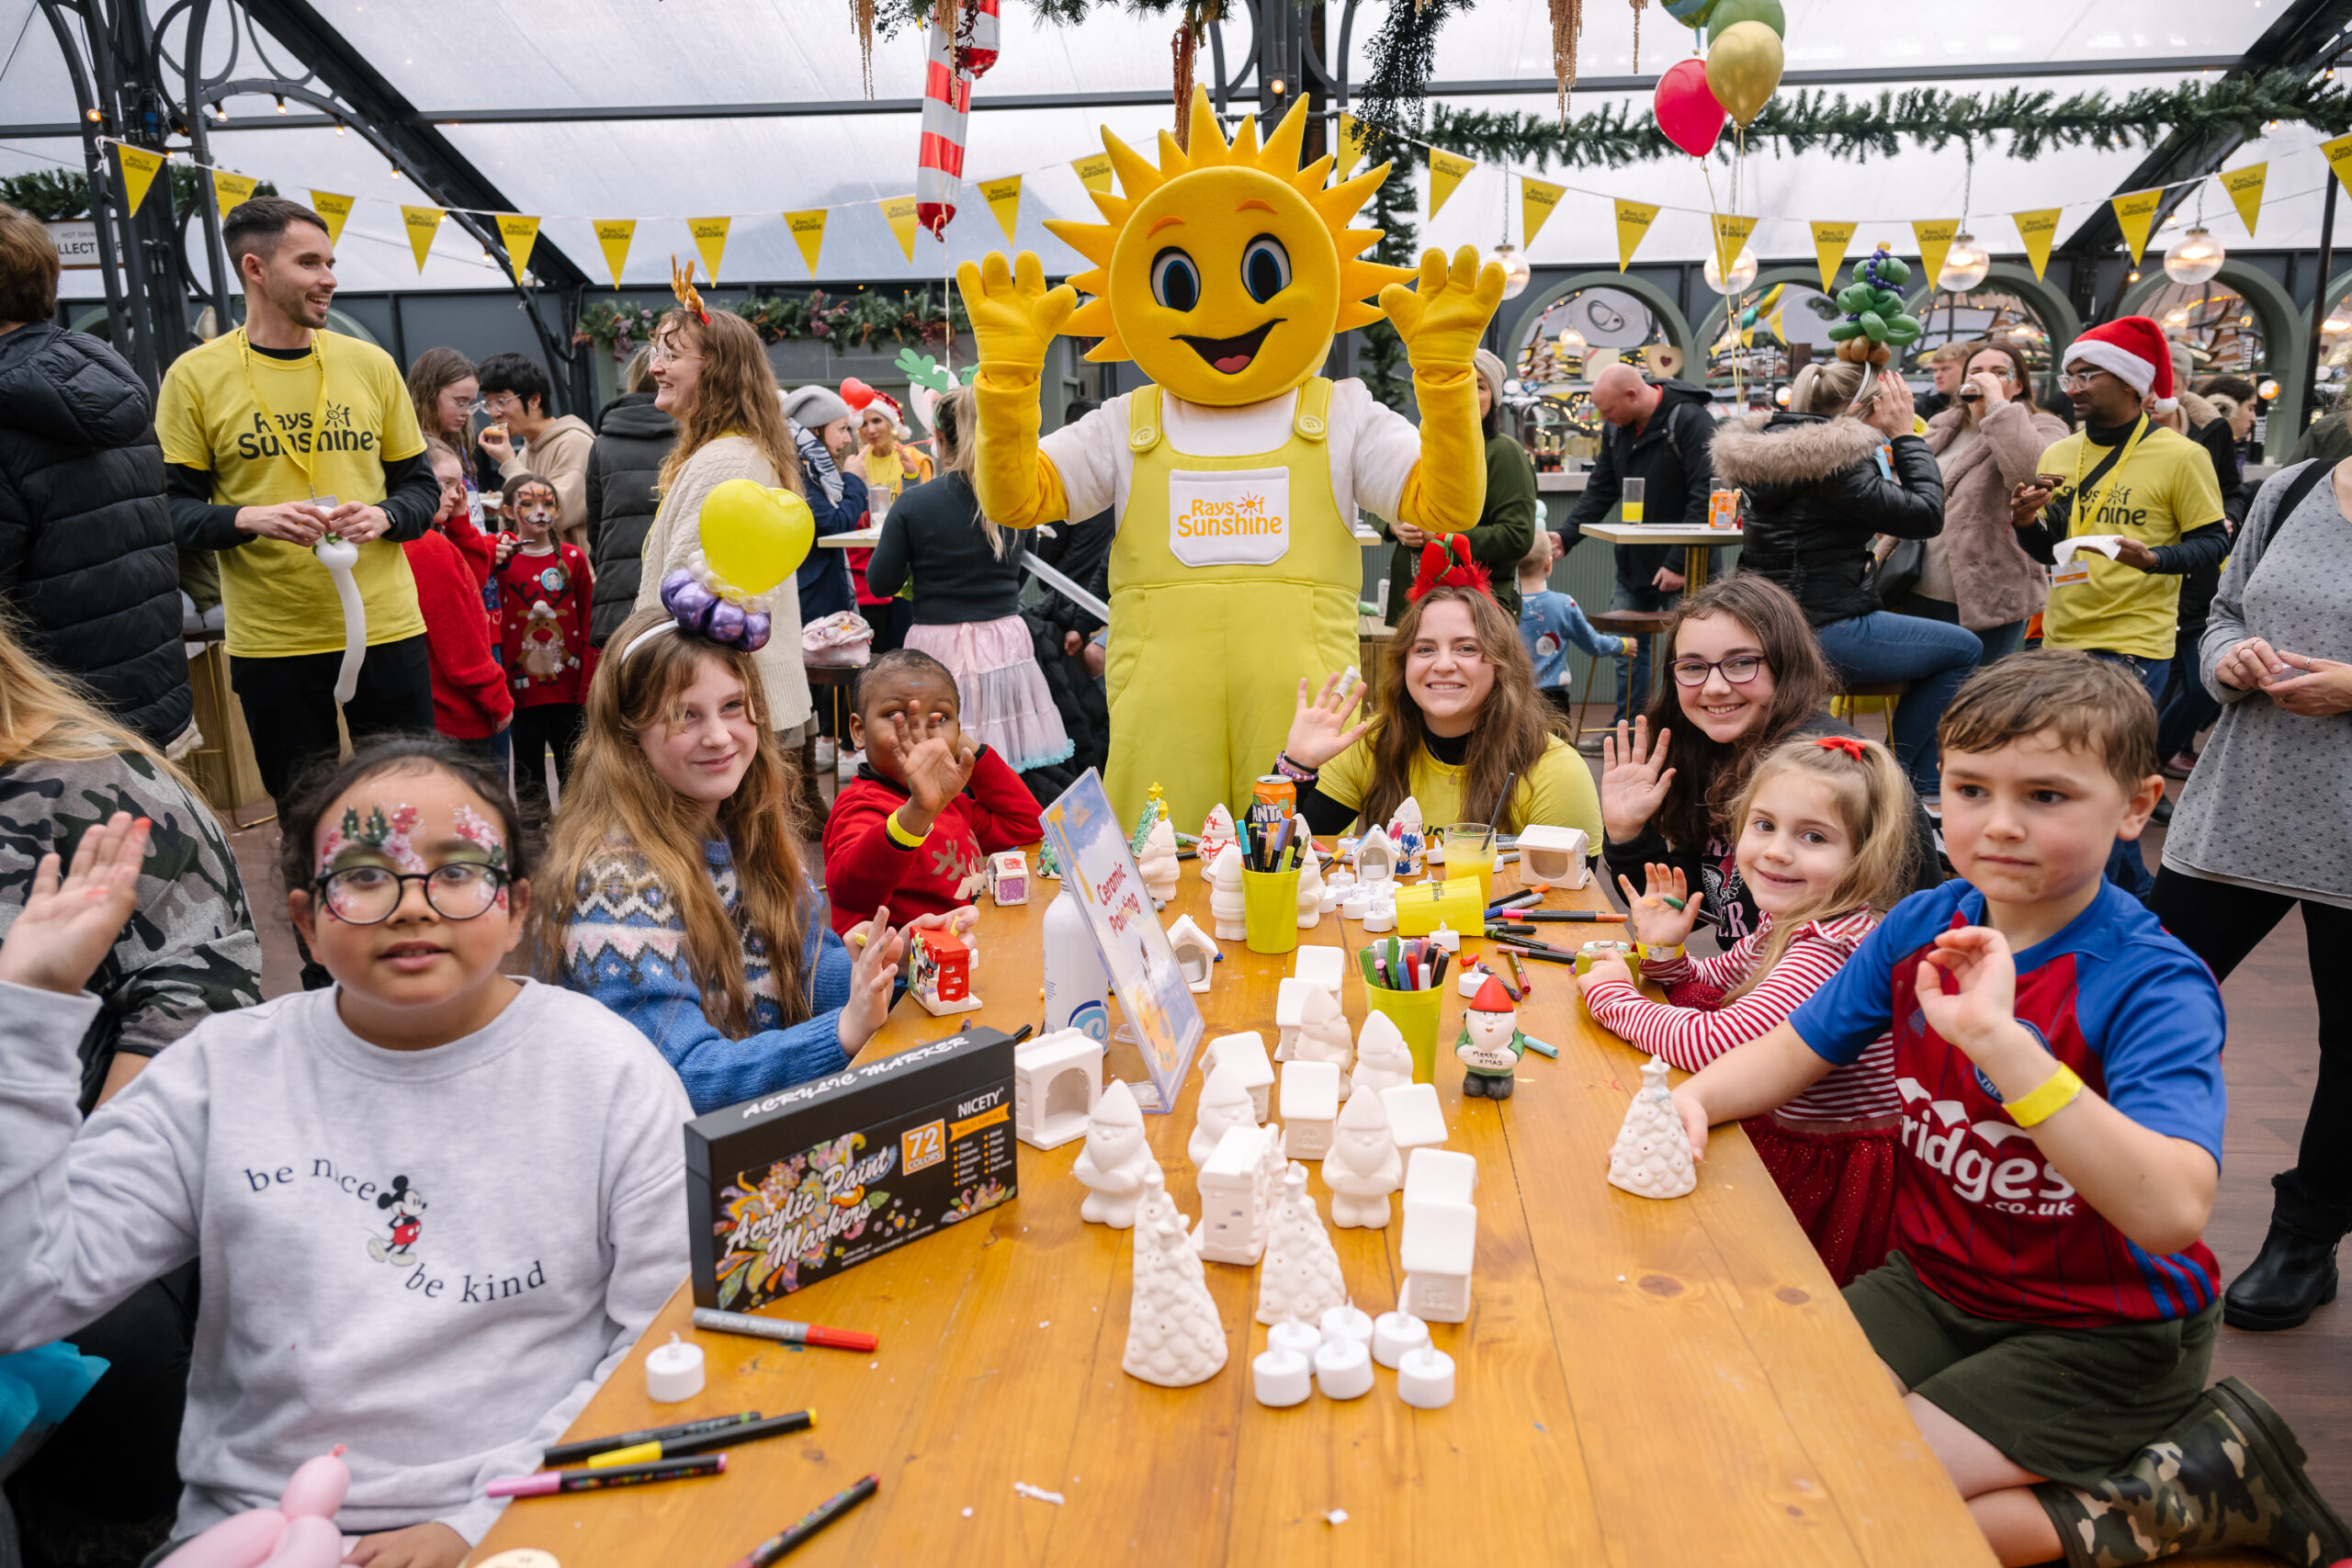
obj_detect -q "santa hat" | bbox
[859,390,908,437]
[1470,975,1516,1013]
[2062,316,2177,412]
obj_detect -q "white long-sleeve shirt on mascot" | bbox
[0,976,690,1547]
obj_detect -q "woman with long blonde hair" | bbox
[633,307,812,736]
[538,605,910,1112]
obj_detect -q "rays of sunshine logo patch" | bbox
[1166,466,1292,568]
[1175,490,1282,539]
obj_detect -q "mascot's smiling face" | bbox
[1047,87,1408,410]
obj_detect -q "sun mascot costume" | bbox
[956,86,1505,828]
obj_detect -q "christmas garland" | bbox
[2,166,277,221]
[574,287,968,359]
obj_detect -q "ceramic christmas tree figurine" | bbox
[1036,836,1061,880]
[1124,1213,1229,1387]
[1324,1089,1404,1228]
[1608,1057,1698,1200]
[1291,984,1355,1097]
[1295,829,1325,930]
[1074,1079,1160,1227]
[1189,1061,1259,1168]
[1255,1161,1349,1326]
[1134,1165,1188,1268]
[1455,973,1527,1100]
[1129,782,1168,858]
[1198,804,1238,881]
[1209,840,1248,941]
[1138,815,1181,908]
[1351,1010,1417,1097]
[1387,795,1426,878]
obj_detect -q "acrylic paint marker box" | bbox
[686,1025,1020,1313]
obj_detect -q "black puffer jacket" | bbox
[1708,412,1945,628]
[585,391,676,647]
[0,324,190,745]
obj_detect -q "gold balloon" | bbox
[1705,20,1784,130]
[698,478,814,597]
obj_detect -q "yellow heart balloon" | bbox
[699,479,815,598]
[1705,20,1783,130]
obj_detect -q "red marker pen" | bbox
[691,1306,879,1352]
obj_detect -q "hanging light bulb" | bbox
[2163,227,2226,286]
[1555,324,1587,354]
[1773,384,1792,407]
[1702,245,1758,294]
[1490,243,1532,300]
[2258,378,2281,400]
[1939,232,1991,292]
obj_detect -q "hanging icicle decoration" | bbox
[1550,0,1584,125]
[852,0,877,98]
[1630,0,1647,73]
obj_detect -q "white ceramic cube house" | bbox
[1511,825,1590,887]
[1164,914,1219,994]
[1292,943,1345,999]
[1012,1030,1104,1150]
[1403,1146,1479,1205]
[1272,976,1307,1060]
[1279,1059,1343,1160]
[1198,1031,1274,1122]
[1399,1198,1478,1324]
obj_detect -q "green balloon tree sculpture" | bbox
[1826,243,1923,367]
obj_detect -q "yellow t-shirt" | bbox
[157,330,428,658]
[1316,730,1602,846]
[2036,423,2225,660]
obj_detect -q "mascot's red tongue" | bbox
[1214,351,1251,373]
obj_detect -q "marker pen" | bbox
[487,1452,726,1497]
[588,1409,814,1467]
[544,1411,761,1468]
[691,1306,879,1352]
[726,1473,882,1567]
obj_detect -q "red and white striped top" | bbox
[1582,907,1901,1122]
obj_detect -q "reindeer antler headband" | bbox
[671,255,711,326]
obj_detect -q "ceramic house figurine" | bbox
[1255,1162,1348,1326]
[1398,1197,1477,1324]
[1324,1089,1404,1229]
[1295,834,1325,929]
[1351,1011,1416,1099]
[1404,1147,1479,1207]
[1208,841,1248,941]
[910,929,983,1017]
[1165,914,1219,994]
[1124,1214,1228,1387]
[1387,796,1426,878]
[1138,816,1181,908]
[989,850,1030,906]
[1353,825,1397,888]
[1074,1079,1160,1228]
[1380,1082,1450,1157]
[1513,824,1591,887]
[1013,1029,1104,1150]
[1190,1061,1260,1168]
[1193,1121,1283,1265]
[1278,1059,1342,1161]
[1197,804,1238,880]
[1273,976,1307,1060]
[1292,944,1345,999]
[1608,1056,1699,1200]
[1292,985,1354,1098]
[1455,974,1527,1100]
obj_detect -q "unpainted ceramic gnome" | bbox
[1074,1078,1160,1227]
[1124,1213,1228,1387]
[1198,804,1238,881]
[1291,984,1355,1097]
[1324,1089,1404,1228]
[1138,816,1181,908]
[1351,1010,1417,1098]
[1608,1056,1698,1200]
[1387,795,1426,877]
[1456,973,1528,1100]
[1189,1061,1259,1168]
[1208,841,1248,941]
[1295,827,1325,930]
[1255,1161,1348,1325]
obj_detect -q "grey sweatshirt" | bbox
[0,977,691,1544]
[2164,459,2352,907]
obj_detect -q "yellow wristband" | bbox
[1638,942,1684,964]
[884,808,928,850]
[2006,1064,2085,1128]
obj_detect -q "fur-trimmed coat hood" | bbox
[1709,412,1890,490]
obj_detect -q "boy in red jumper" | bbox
[823,649,1042,935]
[409,441,512,761]
[494,472,594,812]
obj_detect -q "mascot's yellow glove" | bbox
[1379,244,1507,535]
[954,250,1078,531]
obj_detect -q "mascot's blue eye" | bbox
[1241,235,1291,304]
[1151,248,1201,311]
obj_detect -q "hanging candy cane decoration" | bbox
[915,0,1001,238]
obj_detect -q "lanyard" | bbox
[2069,413,2149,541]
[235,328,330,500]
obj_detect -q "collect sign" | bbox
[45,220,100,269]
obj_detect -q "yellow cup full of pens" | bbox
[1361,937,1449,1082]
[1240,818,1304,955]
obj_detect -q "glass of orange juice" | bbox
[1443,822,1498,907]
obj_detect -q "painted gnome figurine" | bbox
[1295,829,1325,929]
[1256,1161,1348,1325]
[1138,815,1181,908]
[1074,1078,1160,1226]
[1608,1056,1698,1200]
[1198,804,1238,881]
[1124,1213,1228,1386]
[1324,1089,1404,1228]
[1351,1010,1417,1097]
[1387,795,1426,878]
[1292,984,1355,1097]
[1189,1061,1259,1168]
[1456,973,1527,1100]
[1209,840,1248,941]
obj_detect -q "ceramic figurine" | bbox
[1513,824,1591,886]
[1208,841,1248,941]
[1607,1057,1698,1200]
[909,929,983,1017]
[1013,1029,1103,1150]
[1387,796,1425,878]
[1037,837,1061,879]
[1404,1147,1479,1207]
[1193,1121,1283,1265]
[1351,1011,1416,1099]
[1189,1062,1259,1168]
[1198,804,1238,881]
[989,850,1030,906]
[1255,1161,1349,1326]
[1324,1089,1404,1228]
[1129,782,1168,858]
[1133,1165,1188,1267]
[1353,826,1397,887]
[1163,914,1219,995]
[1124,1214,1228,1387]
[1398,1196,1477,1324]
[1455,974,1527,1100]
[1381,1082,1450,1156]
[1138,816,1181,908]
[1292,985,1354,1098]
[1295,831,1325,929]
[1278,1059,1342,1161]
[1198,1031,1274,1122]
[1073,1079,1160,1228]
[1273,976,1306,1061]
[1292,943,1345,998]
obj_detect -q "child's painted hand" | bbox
[1914,924,2030,1064]
[1284,671,1373,771]
[839,905,908,1055]
[341,1521,469,1568]
[1576,952,1634,998]
[890,709,979,816]
[0,812,148,997]
[1600,717,1675,843]
[1617,863,1701,948]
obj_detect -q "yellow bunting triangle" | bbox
[1614,199,1660,272]
[593,220,636,288]
[210,169,258,218]
[2324,134,2352,199]
[1335,113,1368,180]
[1427,149,1476,220]
[1071,153,1114,194]
[112,144,165,218]
[494,214,540,280]
[978,175,1023,243]
[1711,214,1756,282]
[2220,164,2267,236]
[882,196,922,262]
[309,190,353,246]
[2109,190,2164,265]
[1521,176,1566,247]
[1912,219,1959,288]
[2012,209,2063,280]
[785,209,828,276]
[1809,220,1856,293]
[400,204,444,273]
[687,217,730,282]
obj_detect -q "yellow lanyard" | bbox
[235,328,330,500]
[2069,413,2149,539]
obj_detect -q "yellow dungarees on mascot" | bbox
[956,87,1503,829]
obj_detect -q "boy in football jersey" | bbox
[1666,651,2346,1567]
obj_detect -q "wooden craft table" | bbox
[1577,520,1744,592]
[470,863,1990,1568]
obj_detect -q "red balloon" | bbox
[1654,59,1726,157]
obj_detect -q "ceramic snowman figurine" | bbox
[1073,1079,1159,1227]
[1189,1061,1259,1168]
[1351,1010,1417,1098]
[1138,816,1181,908]
[1198,804,1238,881]
[1455,974,1528,1100]
[1295,828,1325,930]
[1290,984,1354,1097]
[1387,795,1426,878]
[1323,1089,1405,1228]
[1208,840,1248,941]
[1608,1056,1698,1200]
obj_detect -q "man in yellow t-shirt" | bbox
[159,197,440,807]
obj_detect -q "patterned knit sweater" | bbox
[558,838,861,1113]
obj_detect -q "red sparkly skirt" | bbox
[1741,1115,1901,1288]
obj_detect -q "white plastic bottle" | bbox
[1042,884,1114,1043]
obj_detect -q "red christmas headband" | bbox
[1815,735,1868,761]
[1408,535,1493,603]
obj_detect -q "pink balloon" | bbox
[277,1447,349,1520]
[1654,59,1726,157]
[256,1516,343,1567]
[155,1510,287,1568]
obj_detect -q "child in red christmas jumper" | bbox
[822,649,1042,935]
[409,440,513,761]
[495,472,595,811]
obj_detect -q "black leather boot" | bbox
[2223,1172,2349,1332]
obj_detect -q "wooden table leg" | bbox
[1685,543,1712,592]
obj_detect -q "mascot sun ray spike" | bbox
[957,86,1507,828]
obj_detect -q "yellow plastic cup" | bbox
[1364,980,1444,1083]
[1443,822,1497,907]
[1242,866,1301,955]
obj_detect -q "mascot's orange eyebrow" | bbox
[1147,215,1185,236]
[1236,197,1277,214]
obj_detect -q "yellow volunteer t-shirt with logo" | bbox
[157,330,427,658]
[2035,423,2225,660]
[1316,731,1602,846]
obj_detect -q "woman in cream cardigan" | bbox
[635,307,811,733]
